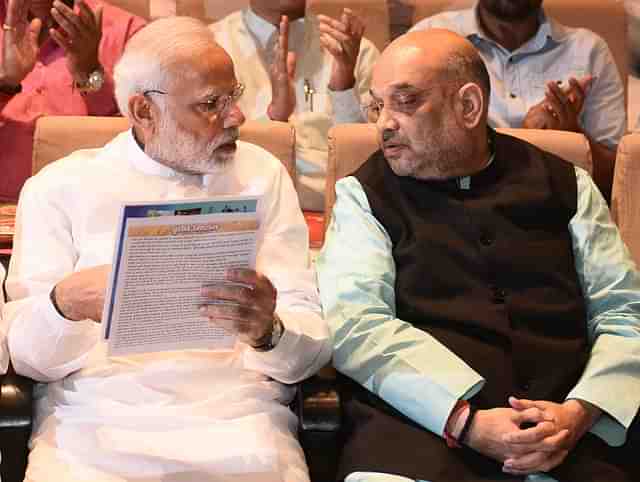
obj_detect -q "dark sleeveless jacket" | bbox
[353,130,589,408]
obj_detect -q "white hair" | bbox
[114,16,218,117]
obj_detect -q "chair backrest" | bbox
[412,0,628,100]
[174,0,249,21]
[325,123,592,215]
[307,0,390,53]
[32,116,296,180]
[612,133,640,265]
[105,0,151,19]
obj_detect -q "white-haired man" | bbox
[211,0,379,211]
[3,16,330,482]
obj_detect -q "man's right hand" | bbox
[53,264,110,322]
[0,0,42,86]
[267,15,296,122]
[465,406,558,464]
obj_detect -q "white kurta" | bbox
[211,8,380,211]
[3,131,331,482]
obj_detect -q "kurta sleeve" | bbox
[566,167,640,446]
[243,160,331,383]
[3,172,101,382]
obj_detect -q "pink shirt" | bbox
[0,1,146,202]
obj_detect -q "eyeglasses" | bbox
[361,90,427,123]
[143,83,245,118]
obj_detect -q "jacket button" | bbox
[479,233,494,246]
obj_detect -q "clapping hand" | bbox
[267,15,296,121]
[49,0,102,85]
[318,8,364,91]
[0,0,42,85]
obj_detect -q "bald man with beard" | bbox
[317,29,639,482]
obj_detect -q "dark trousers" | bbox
[336,378,639,482]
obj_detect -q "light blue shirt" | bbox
[411,5,626,149]
[316,167,640,457]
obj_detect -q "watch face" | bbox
[88,70,105,91]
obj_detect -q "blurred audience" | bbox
[211,0,379,211]
[412,0,625,201]
[0,0,145,202]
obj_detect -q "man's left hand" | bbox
[199,268,278,347]
[50,0,103,85]
[501,397,602,475]
[318,8,364,91]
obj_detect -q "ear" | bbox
[455,82,484,130]
[128,94,157,144]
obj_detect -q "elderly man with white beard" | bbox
[2,16,330,482]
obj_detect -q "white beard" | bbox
[145,113,237,175]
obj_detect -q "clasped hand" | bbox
[467,397,600,475]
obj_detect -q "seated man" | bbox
[0,0,145,202]
[3,16,330,482]
[411,0,625,202]
[211,0,379,211]
[317,29,639,482]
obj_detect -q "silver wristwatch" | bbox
[75,68,105,93]
[253,314,284,352]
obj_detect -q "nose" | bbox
[376,105,399,131]
[223,104,245,128]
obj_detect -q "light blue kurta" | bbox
[316,168,640,482]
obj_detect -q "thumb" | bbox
[28,17,42,47]
[286,51,296,80]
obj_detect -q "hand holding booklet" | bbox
[102,196,259,356]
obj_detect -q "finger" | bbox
[567,77,586,105]
[342,7,364,37]
[199,301,256,325]
[224,268,259,287]
[318,22,351,43]
[286,51,296,81]
[94,4,103,34]
[201,281,255,305]
[505,449,568,475]
[317,14,349,35]
[503,420,557,445]
[503,450,551,474]
[279,15,290,53]
[49,27,71,53]
[28,17,42,46]
[320,33,344,57]
[546,81,570,112]
[51,5,81,39]
[577,74,594,93]
[508,396,534,410]
[513,406,554,425]
[75,1,97,30]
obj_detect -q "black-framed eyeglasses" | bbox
[142,83,245,118]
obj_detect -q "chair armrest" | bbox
[296,365,341,482]
[0,362,34,482]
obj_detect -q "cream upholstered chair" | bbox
[612,133,640,266]
[105,0,151,19]
[174,0,248,22]
[325,123,592,216]
[307,0,390,53]
[411,0,628,100]
[32,116,296,180]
